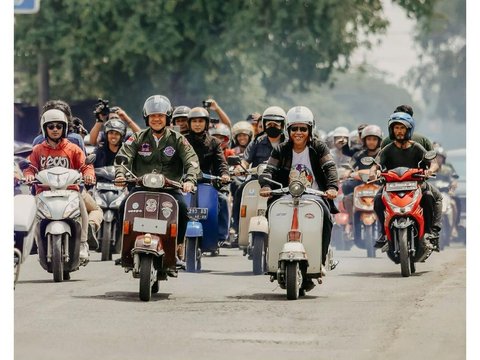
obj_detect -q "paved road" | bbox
[14,243,466,360]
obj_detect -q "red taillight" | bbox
[288,231,302,241]
[123,221,130,235]
[240,205,247,218]
[170,223,177,238]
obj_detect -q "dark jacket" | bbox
[185,132,228,177]
[260,139,339,213]
[243,132,287,167]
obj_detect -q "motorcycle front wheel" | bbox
[364,224,376,258]
[286,262,302,300]
[51,234,64,282]
[252,232,267,275]
[101,220,113,261]
[139,255,155,301]
[185,236,201,273]
[398,228,411,277]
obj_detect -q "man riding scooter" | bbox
[369,112,441,250]
[114,95,200,276]
[260,105,339,292]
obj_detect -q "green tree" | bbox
[407,0,465,123]
[14,0,436,119]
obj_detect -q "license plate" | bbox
[386,181,417,192]
[188,207,208,220]
[357,190,377,197]
[96,183,117,191]
[133,217,167,235]
[42,190,70,197]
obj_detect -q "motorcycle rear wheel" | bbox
[364,225,376,258]
[252,232,267,275]
[286,262,302,300]
[139,255,154,301]
[398,228,411,277]
[52,234,64,282]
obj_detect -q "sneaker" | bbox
[303,279,316,292]
[176,257,186,270]
[220,240,232,248]
[87,223,99,250]
[114,258,122,266]
[79,242,90,260]
[374,234,387,249]
[166,267,178,278]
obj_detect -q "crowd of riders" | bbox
[19,95,464,265]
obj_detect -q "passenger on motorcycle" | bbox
[186,107,232,247]
[341,124,368,157]
[114,95,200,275]
[171,106,191,135]
[230,106,288,243]
[330,126,351,167]
[209,122,235,158]
[93,119,127,168]
[23,109,96,261]
[259,106,339,275]
[341,124,383,233]
[369,112,441,250]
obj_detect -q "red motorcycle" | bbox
[362,151,437,277]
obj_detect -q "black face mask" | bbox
[265,126,283,138]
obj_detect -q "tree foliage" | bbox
[407,0,465,123]
[14,0,435,120]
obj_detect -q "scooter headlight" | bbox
[143,174,165,188]
[289,180,305,197]
[36,198,52,219]
[63,197,80,218]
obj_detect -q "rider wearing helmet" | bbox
[23,108,96,262]
[259,106,339,289]
[114,95,200,275]
[369,111,441,250]
[231,120,254,156]
[331,126,351,166]
[341,123,368,157]
[93,118,127,168]
[185,107,232,247]
[171,105,191,135]
[341,124,383,238]
[229,106,288,247]
[209,122,233,152]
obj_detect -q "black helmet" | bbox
[187,107,210,131]
[142,95,173,126]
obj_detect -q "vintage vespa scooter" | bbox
[116,155,185,301]
[260,174,336,300]
[228,156,269,275]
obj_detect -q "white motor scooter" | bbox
[228,156,269,275]
[20,156,95,282]
[14,193,36,287]
[261,175,336,300]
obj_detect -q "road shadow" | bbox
[16,279,83,284]
[338,270,431,278]
[208,270,255,276]
[227,293,324,301]
[73,291,171,302]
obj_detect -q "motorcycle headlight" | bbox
[289,180,305,197]
[384,189,420,215]
[36,198,52,219]
[63,197,80,218]
[143,174,165,188]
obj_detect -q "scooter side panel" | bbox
[14,194,36,232]
[239,180,262,247]
[267,196,324,274]
[122,192,178,269]
[197,183,219,252]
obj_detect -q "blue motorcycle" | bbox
[183,174,227,272]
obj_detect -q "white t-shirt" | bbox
[290,148,319,190]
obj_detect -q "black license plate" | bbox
[188,207,208,220]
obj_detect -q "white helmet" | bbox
[209,123,231,141]
[360,124,383,141]
[286,106,314,130]
[41,109,68,138]
[332,126,349,138]
[262,106,286,129]
[232,121,254,140]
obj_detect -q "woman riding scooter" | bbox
[260,106,339,292]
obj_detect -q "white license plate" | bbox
[42,190,70,197]
[133,217,167,235]
[386,181,417,191]
[96,183,117,191]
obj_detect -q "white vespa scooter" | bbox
[228,156,269,275]
[14,193,36,286]
[260,174,336,300]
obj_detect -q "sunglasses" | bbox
[46,123,64,130]
[290,126,308,133]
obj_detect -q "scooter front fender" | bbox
[45,221,72,236]
[279,242,307,262]
[103,209,115,223]
[186,221,203,237]
[248,215,268,234]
